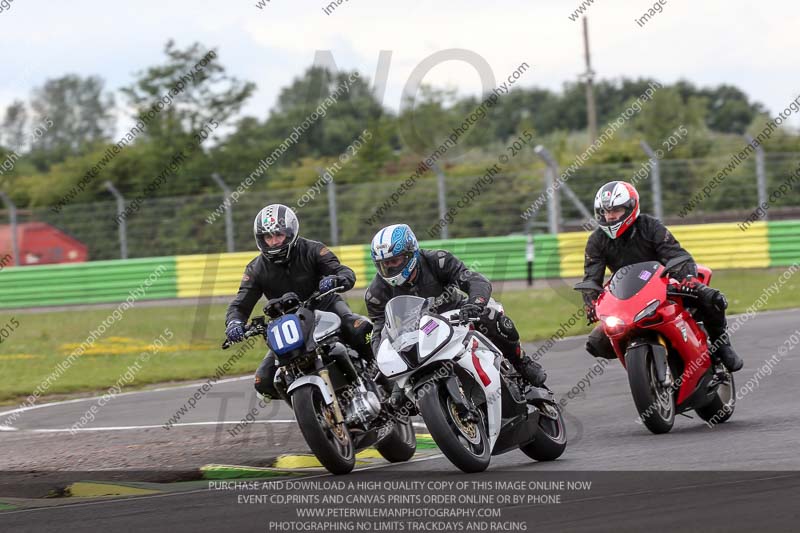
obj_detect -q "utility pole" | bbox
[104,181,128,260]
[211,173,235,253]
[582,17,598,144]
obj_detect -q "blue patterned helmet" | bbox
[371,224,420,286]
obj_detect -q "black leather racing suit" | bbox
[365,249,546,385]
[580,214,730,360]
[226,237,372,398]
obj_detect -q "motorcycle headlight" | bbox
[603,316,626,329]
[633,300,661,323]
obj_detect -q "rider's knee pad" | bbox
[694,283,727,312]
[585,339,600,358]
[476,307,519,342]
[496,314,520,343]
[585,338,616,360]
[254,374,278,398]
[342,314,372,346]
[254,354,279,398]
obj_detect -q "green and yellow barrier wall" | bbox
[1,221,798,309]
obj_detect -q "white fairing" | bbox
[313,310,341,341]
[418,316,454,358]
[377,303,503,451]
[286,375,334,405]
[377,337,409,377]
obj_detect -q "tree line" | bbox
[0,38,795,214]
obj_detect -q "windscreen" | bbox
[608,261,661,300]
[383,295,427,352]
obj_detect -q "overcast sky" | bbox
[1,0,798,131]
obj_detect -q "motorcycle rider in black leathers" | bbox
[578,181,743,372]
[225,204,373,399]
[365,223,547,387]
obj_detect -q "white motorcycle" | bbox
[376,296,567,473]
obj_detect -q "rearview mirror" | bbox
[574,280,604,292]
[660,255,693,277]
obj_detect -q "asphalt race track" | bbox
[2,308,799,532]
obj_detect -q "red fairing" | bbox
[470,339,492,387]
[696,265,713,285]
[596,262,714,408]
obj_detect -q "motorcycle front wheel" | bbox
[417,380,491,473]
[627,348,675,434]
[292,385,355,475]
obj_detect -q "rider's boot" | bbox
[358,345,394,390]
[709,335,743,372]
[693,285,743,373]
[509,344,548,388]
[254,353,280,399]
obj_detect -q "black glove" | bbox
[225,320,245,343]
[581,290,600,325]
[676,276,700,297]
[584,304,598,325]
[459,303,485,323]
[319,275,345,292]
[677,276,728,311]
[424,296,440,311]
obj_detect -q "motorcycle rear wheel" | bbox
[520,404,567,461]
[375,417,417,462]
[695,370,735,425]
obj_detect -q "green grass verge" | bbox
[0,268,797,403]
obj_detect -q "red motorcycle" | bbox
[575,256,735,434]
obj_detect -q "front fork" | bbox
[316,353,345,424]
[443,376,480,424]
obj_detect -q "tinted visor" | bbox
[377,252,413,278]
[595,205,634,227]
[259,229,293,251]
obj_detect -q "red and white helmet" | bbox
[593,181,640,239]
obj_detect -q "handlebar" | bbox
[666,289,699,299]
[666,280,700,299]
[302,286,344,307]
[221,287,344,350]
[221,324,265,350]
[447,315,479,327]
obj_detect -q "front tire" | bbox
[375,417,417,462]
[520,404,567,461]
[417,381,491,473]
[627,347,675,434]
[696,370,735,425]
[292,385,355,475]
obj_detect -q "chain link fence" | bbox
[2,151,799,261]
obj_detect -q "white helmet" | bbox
[370,224,420,287]
[253,204,299,263]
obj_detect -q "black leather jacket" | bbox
[365,249,491,354]
[226,238,356,325]
[583,214,696,294]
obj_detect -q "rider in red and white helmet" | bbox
[594,180,640,239]
[579,181,742,372]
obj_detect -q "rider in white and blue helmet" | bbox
[370,223,420,287]
[366,223,548,388]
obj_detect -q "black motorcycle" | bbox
[222,287,416,474]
